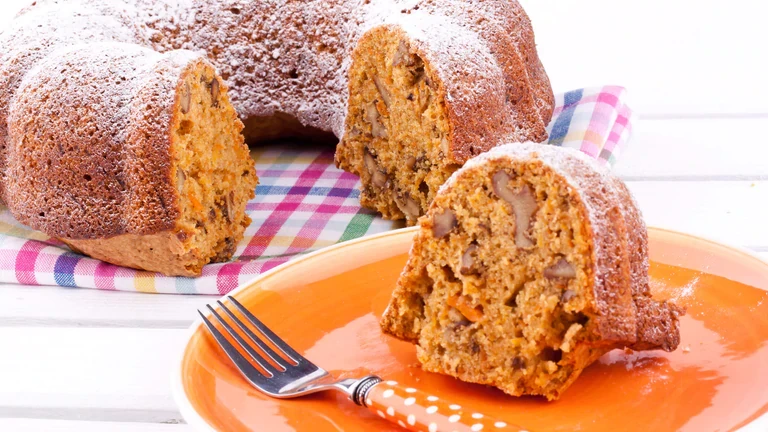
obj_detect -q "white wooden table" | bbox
[1,1,767,431]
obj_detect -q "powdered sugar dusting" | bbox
[661,274,700,302]
[2,0,552,147]
[599,350,671,396]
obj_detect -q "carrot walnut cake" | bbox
[380,143,683,400]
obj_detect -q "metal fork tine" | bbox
[227,296,307,365]
[197,310,272,384]
[204,305,280,376]
[216,300,287,370]
[198,301,336,400]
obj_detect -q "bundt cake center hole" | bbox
[241,113,337,145]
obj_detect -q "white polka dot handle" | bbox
[364,380,526,432]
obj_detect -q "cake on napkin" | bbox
[0,0,553,275]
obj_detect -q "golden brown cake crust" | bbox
[384,145,678,345]
[608,177,683,350]
[538,151,639,344]
[495,146,683,348]
[6,44,190,239]
[64,232,201,277]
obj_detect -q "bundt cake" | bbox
[0,0,553,275]
[380,143,683,400]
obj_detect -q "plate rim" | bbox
[170,227,768,432]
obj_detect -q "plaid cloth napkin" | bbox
[0,86,634,294]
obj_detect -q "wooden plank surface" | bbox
[0,286,211,328]
[0,419,190,432]
[0,327,185,422]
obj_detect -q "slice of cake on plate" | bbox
[380,143,683,400]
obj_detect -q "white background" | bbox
[1,0,767,430]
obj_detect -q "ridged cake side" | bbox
[0,0,143,203]
[7,44,257,276]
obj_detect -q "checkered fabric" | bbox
[0,86,634,294]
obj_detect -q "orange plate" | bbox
[172,227,768,431]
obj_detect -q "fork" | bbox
[199,296,525,432]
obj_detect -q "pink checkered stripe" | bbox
[547,85,635,167]
[0,86,634,294]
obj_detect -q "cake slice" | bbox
[380,143,683,400]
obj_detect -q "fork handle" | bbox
[361,379,525,431]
